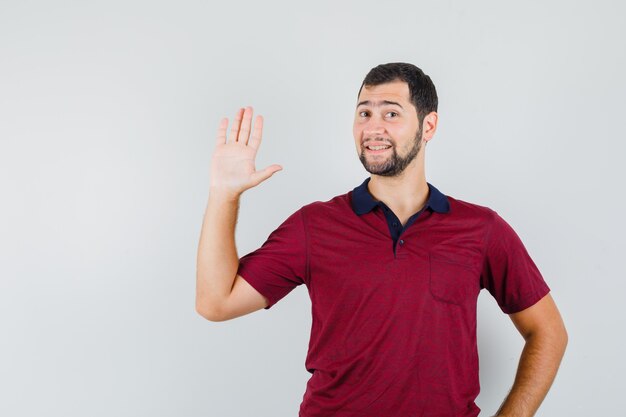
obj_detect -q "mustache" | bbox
[362,138,395,146]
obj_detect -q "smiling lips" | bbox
[363,141,392,153]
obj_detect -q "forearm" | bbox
[195,188,241,317]
[495,330,567,417]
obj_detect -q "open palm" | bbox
[210,106,282,197]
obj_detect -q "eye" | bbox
[386,111,398,118]
[358,110,369,117]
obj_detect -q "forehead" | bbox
[357,80,411,107]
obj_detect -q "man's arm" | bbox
[195,106,282,322]
[494,294,568,417]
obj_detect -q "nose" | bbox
[363,115,386,137]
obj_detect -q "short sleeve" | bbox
[480,211,550,314]
[237,209,307,309]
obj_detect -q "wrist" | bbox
[208,186,241,204]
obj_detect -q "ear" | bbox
[421,112,439,143]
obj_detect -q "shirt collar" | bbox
[351,178,450,215]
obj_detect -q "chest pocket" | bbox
[429,253,479,306]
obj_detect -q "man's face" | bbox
[353,81,422,177]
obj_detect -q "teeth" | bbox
[368,145,390,150]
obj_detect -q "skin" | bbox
[353,80,437,224]
[494,294,568,417]
[196,82,568,416]
[195,107,276,321]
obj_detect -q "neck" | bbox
[366,157,429,224]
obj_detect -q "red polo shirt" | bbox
[237,180,550,417]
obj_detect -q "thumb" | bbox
[250,164,283,186]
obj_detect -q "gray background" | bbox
[1,0,624,415]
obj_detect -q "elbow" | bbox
[553,315,569,353]
[559,324,569,353]
[542,321,569,357]
[524,320,568,356]
[195,299,227,322]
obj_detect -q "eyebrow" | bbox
[357,100,404,109]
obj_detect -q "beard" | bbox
[359,126,423,177]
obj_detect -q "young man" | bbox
[196,63,568,417]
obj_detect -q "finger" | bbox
[227,107,245,143]
[216,117,228,145]
[250,164,282,187]
[248,115,263,150]
[237,106,253,143]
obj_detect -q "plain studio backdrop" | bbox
[1,0,624,416]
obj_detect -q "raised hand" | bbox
[210,106,282,199]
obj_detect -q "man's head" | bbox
[354,63,439,177]
[358,63,438,123]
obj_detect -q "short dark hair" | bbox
[358,62,438,122]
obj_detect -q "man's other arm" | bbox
[195,106,282,322]
[494,293,568,417]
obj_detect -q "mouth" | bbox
[363,143,392,154]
